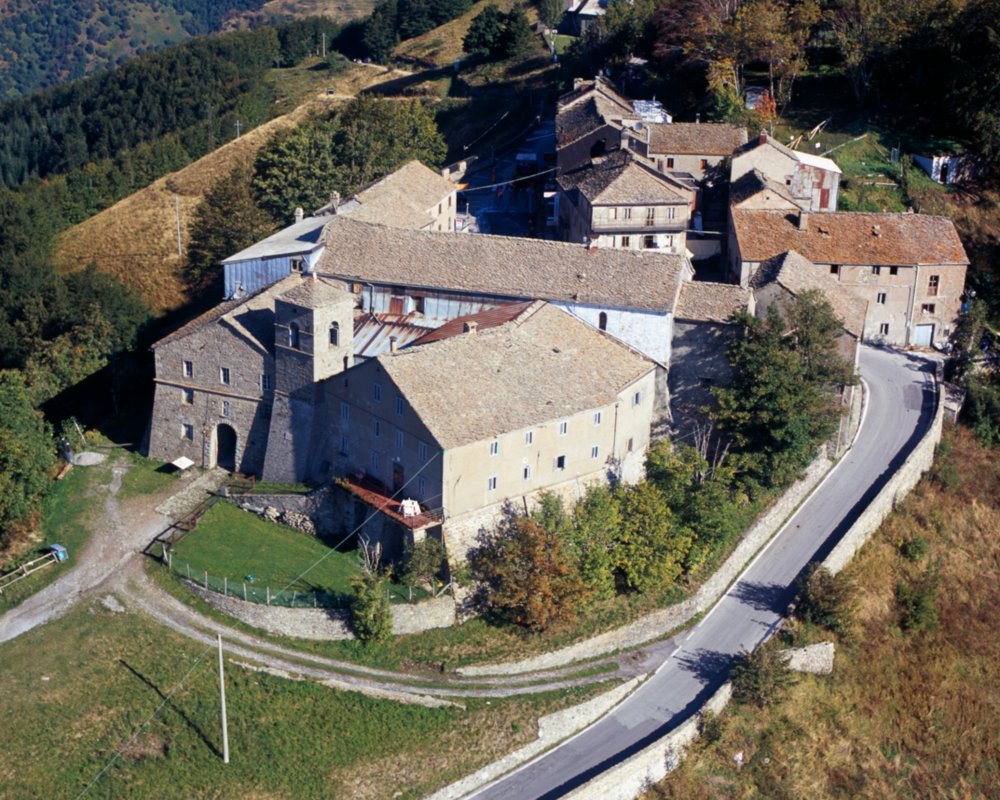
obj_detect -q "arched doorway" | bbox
[216,424,237,472]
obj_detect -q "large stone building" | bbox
[731,133,841,213]
[728,208,969,347]
[555,77,637,172]
[627,122,748,181]
[556,150,694,255]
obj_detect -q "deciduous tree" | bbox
[0,370,54,538]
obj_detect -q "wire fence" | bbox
[162,550,444,608]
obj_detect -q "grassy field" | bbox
[392,0,520,67]
[647,426,1000,799]
[0,601,601,800]
[0,460,109,609]
[171,502,360,602]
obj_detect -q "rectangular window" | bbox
[621,236,630,248]
[524,430,534,446]
[487,476,497,491]
[877,292,887,305]
[221,400,230,417]
[182,423,194,440]
[417,476,427,498]
[395,429,404,449]
[666,206,676,220]
[643,235,656,249]
[829,265,840,276]
[645,208,655,226]
[623,207,632,220]
[418,442,428,460]
[558,421,568,436]
[611,207,618,220]
[373,418,381,437]
[522,465,532,481]
[928,275,940,296]
[632,390,642,407]
[593,411,602,426]
[872,266,881,276]
[340,435,349,455]
[666,157,675,169]
[555,455,566,470]
[371,452,380,471]
[340,402,350,422]
[260,374,271,391]
[290,256,304,273]
[700,158,708,170]
[373,383,382,401]
[182,360,193,378]
[626,437,634,453]
[220,367,231,385]
[395,396,405,416]
[489,440,499,456]
[182,388,194,405]
[889,266,899,276]
[591,445,600,459]
[922,303,936,314]
[879,323,890,335]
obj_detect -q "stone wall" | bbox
[228,490,339,537]
[822,380,944,574]
[186,582,455,639]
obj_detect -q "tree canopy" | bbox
[0,371,54,538]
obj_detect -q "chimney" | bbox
[389,335,398,353]
[463,320,478,334]
[695,113,700,124]
[328,191,340,212]
[759,130,768,146]
[797,210,809,231]
[294,207,304,224]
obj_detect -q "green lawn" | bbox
[117,451,179,499]
[171,502,360,604]
[0,603,597,800]
[0,460,106,608]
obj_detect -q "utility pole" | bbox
[234,119,241,138]
[174,195,182,257]
[217,634,230,764]
[321,32,326,58]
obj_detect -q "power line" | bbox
[461,165,558,193]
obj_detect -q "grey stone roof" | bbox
[729,169,802,209]
[316,216,690,313]
[278,277,354,309]
[750,250,868,337]
[556,78,634,147]
[378,302,655,449]
[556,150,690,205]
[675,281,750,323]
[338,160,454,229]
[645,122,747,156]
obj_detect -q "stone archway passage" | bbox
[216,423,237,472]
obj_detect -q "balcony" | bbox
[589,218,688,234]
[336,475,443,530]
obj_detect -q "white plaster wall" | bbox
[552,302,672,365]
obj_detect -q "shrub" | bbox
[730,640,796,708]
[350,572,393,643]
[400,537,447,593]
[897,563,941,632]
[899,534,929,562]
[795,563,855,635]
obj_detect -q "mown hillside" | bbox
[647,425,1000,799]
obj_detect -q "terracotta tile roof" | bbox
[556,150,690,205]
[675,281,750,323]
[644,122,747,156]
[729,169,802,209]
[378,303,654,449]
[339,160,454,229]
[750,251,868,337]
[556,78,634,147]
[732,209,969,266]
[410,301,535,345]
[316,216,690,313]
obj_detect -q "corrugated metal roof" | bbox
[353,312,436,360]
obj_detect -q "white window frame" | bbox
[221,400,230,417]
[593,411,602,426]
[395,396,405,416]
[522,464,532,481]
[182,388,194,405]
[591,445,600,459]
[876,292,887,305]
[632,390,642,407]
[558,421,568,436]
[489,440,500,456]
[879,323,890,335]
[260,373,271,391]
[182,423,194,440]
[487,476,498,491]
[524,430,534,446]
[182,360,193,378]
[220,367,231,386]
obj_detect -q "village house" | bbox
[729,208,969,347]
[731,132,841,213]
[315,301,657,563]
[627,121,748,181]
[221,160,461,299]
[555,150,694,255]
[729,168,805,212]
[555,77,638,172]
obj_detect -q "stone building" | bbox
[556,150,694,255]
[627,122,748,181]
[555,77,637,172]
[728,208,969,347]
[731,132,841,213]
[312,302,657,563]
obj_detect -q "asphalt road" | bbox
[473,345,938,799]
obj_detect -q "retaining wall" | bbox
[186,582,456,639]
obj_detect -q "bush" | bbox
[400,537,446,593]
[899,534,929,562]
[350,573,393,643]
[699,710,725,745]
[897,563,941,632]
[795,563,855,635]
[730,640,796,708]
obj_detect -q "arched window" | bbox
[598,312,608,331]
[288,322,300,349]
[329,321,339,347]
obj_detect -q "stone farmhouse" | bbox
[555,77,639,172]
[731,132,841,212]
[220,160,459,299]
[626,121,748,181]
[555,150,694,255]
[729,208,969,347]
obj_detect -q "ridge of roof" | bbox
[643,122,747,156]
[557,150,690,204]
[675,281,750,323]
